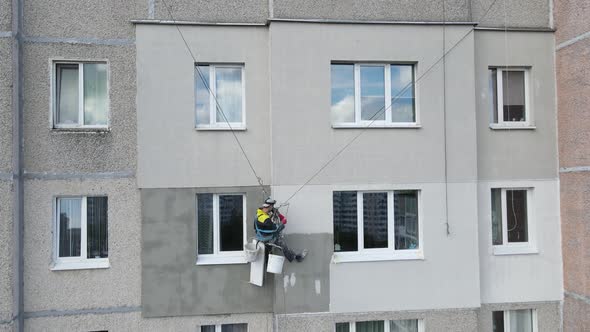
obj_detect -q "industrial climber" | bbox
[255,198,307,262]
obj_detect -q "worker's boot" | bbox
[295,249,308,262]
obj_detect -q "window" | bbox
[53,62,108,129]
[331,63,417,127]
[491,188,536,255]
[332,190,421,262]
[201,323,247,332]
[53,196,108,270]
[197,194,247,265]
[493,309,537,332]
[336,319,423,332]
[489,68,531,127]
[195,64,245,129]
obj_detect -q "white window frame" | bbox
[332,190,423,263]
[332,63,420,128]
[50,60,110,130]
[489,67,533,129]
[200,323,249,332]
[51,196,110,271]
[195,64,246,130]
[196,193,248,265]
[335,319,424,332]
[492,187,537,256]
[495,309,538,332]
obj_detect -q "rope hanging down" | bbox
[279,0,502,206]
[160,0,268,197]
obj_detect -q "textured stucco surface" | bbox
[154,0,268,23]
[560,172,590,298]
[472,0,550,28]
[475,31,558,181]
[23,0,145,39]
[23,43,136,173]
[276,308,478,332]
[273,233,331,314]
[478,180,563,304]
[0,182,14,324]
[141,187,273,317]
[272,0,470,22]
[23,178,140,312]
[554,0,590,44]
[0,0,10,32]
[24,312,272,332]
[557,37,590,168]
[0,39,12,173]
[478,302,561,332]
[563,294,590,332]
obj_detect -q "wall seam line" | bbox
[23,171,135,180]
[0,31,12,37]
[24,306,142,319]
[559,166,590,173]
[564,291,590,305]
[22,36,135,46]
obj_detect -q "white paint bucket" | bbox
[244,242,259,263]
[266,254,285,274]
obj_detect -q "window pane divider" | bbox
[501,189,508,246]
[78,63,84,126]
[80,197,87,260]
[209,66,217,126]
[384,64,392,123]
[387,191,394,251]
[213,193,220,256]
[496,68,504,124]
[357,191,364,251]
[354,64,361,123]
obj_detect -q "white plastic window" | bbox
[489,68,531,127]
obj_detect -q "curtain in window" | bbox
[58,198,82,257]
[56,64,79,125]
[219,195,243,252]
[197,194,214,254]
[87,197,108,259]
[356,321,385,332]
[333,191,358,252]
[195,65,211,125]
[394,191,419,250]
[216,67,242,123]
[391,65,415,122]
[363,192,388,249]
[221,323,248,332]
[83,63,108,126]
[502,71,526,121]
[390,319,418,332]
[510,310,533,332]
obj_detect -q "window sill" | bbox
[493,245,538,256]
[50,259,110,271]
[52,127,110,134]
[332,251,423,263]
[489,124,536,130]
[195,126,246,131]
[332,123,421,129]
[196,254,248,265]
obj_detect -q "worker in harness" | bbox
[255,198,307,262]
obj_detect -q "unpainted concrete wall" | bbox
[23,43,136,173]
[0,182,14,326]
[23,312,272,332]
[23,178,141,312]
[153,0,268,23]
[276,308,479,332]
[477,180,563,304]
[478,301,561,332]
[271,0,470,22]
[0,38,12,173]
[471,0,550,28]
[23,0,145,39]
[563,294,590,332]
[554,0,590,44]
[474,31,558,181]
[0,0,10,32]
[141,187,273,317]
[136,25,270,189]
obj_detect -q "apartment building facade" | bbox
[1,0,567,331]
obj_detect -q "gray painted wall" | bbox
[475,31,558,181]
[136,25,271,189]
[141,186,273,317]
